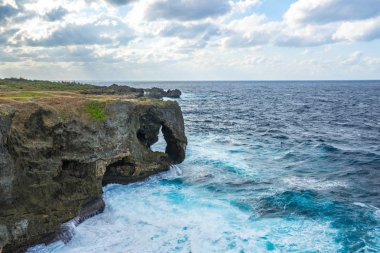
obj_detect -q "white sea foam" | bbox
[353,202,380,216]
[29,181,341,253]
[282,176,348,191]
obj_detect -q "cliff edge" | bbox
[0,79,187,252]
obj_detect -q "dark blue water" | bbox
[29,81,380,252]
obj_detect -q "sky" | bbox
[0,0,380,81]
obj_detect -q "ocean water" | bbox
[28,81,380,253]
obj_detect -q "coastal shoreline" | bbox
[0,79,187,252]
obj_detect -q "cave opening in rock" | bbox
[136,120,184,163]
[150,126,167,153]
[102,157,136,185]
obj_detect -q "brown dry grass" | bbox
[0,90,173,128]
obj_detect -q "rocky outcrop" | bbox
[165,89,182,98]
[144,87,182,99]
[80,84,145,98]
[0,99,187,252]
[80,84,182,99]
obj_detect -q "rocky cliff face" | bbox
[0,99,187,252]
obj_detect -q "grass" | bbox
[0,78,173,124]
[84,101,106,121]
[0,77,98,91]
[19,91,48,97]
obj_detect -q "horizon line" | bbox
[64,79,380,83]
[2,77,380,82]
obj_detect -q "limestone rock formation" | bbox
[144,87,182,99]
[165,89,182,98]
[81,84,182,99]
[0,98,187,252]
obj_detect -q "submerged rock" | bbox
[0,98,187,252]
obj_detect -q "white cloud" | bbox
[285,0,380,25]
[25,19,135,47]
[333,16,380,42]
[223,14,277,47]
[0,0,379,80]
[231,0,261,13]
[275,23,335,47]
[341,51,363,65]
[341,51,380,67]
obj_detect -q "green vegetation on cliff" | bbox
[84,101,106,121]
[0,78,97,91]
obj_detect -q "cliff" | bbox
[0,79,187,252]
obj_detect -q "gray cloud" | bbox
[287,0,380,25]
[275,35,332,47]
[104,0,138,6]
[25,21,135,47]
[223,32,271,48]
[26,23,112,46]
[0,49,19,62]
[45,6,68,22]
[0,4,19,24]
[160,23,219,39]
[363,29,380,41]
[146,0,231,21]
[0,46,123,64]
[0,1,38,26]
[0,28,19,45]
[32,47,101,63]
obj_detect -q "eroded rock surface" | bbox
[144,87,182,99]
[81,84,182,99]
[0,99,187,252]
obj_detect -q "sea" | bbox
[28,81,380,253]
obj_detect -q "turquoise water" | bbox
[29,81,380,252]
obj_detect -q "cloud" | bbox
[146,0,231,21]
[231,0,261,13]
[0,43,125,64]
[0,47,20,62]
[1,0,380,80]
[341,51,363,65]
[35,46,122,63]
[0,4,19,24]
[26,23,112,46]
[223,14,277,47]
[340,51,380,70]
[0,28,19,44]
[333,16,380,41]
[160,22,219,40]
[223,0,380,49]
[44,6,68,22]
[282,0,380,45]
[285,0,380,25]
[25,20,135,47]
[104,0,138,6]
[275,24,336,47]
[275,35,331,47]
